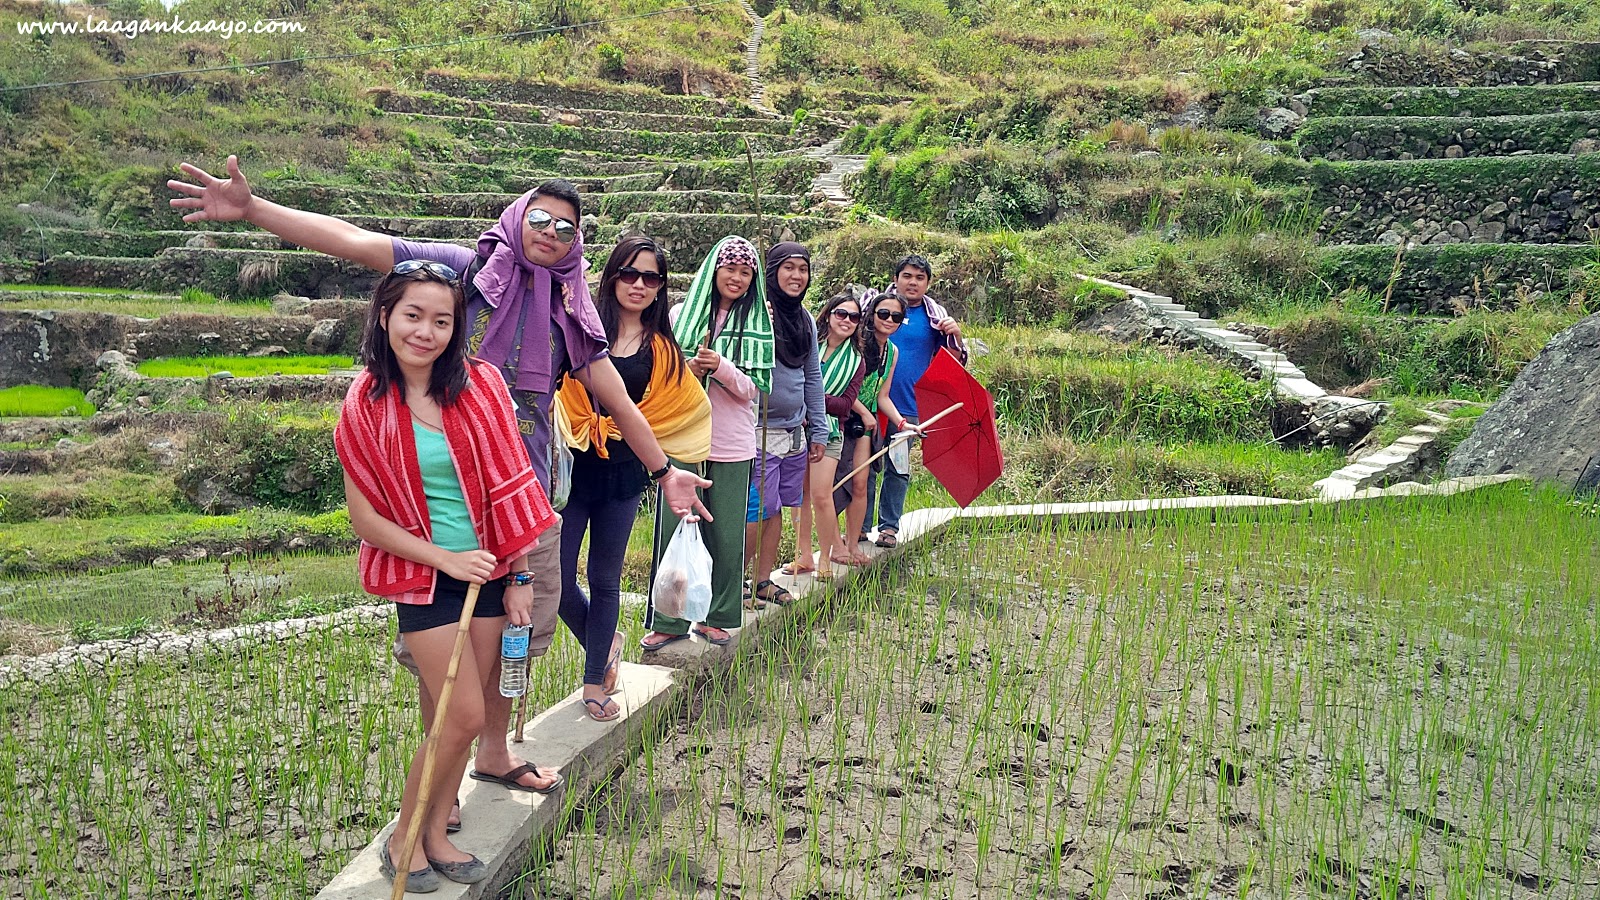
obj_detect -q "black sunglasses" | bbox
[392,259,460,281]
[874,308,906,324]
[526,208,578,244]
[830,309,862,323]
[616,267,665,289]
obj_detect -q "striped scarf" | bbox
[334,360,557,604]
[671,236,774,394]
[819,336,860,442]
[554,335,712,463]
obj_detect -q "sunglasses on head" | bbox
[615,267,665,289]
[392,259,460,281]
[875,308,906,324]
[526,208,578,244]
[830,309,862,323]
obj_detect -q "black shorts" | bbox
[395,573,508,633]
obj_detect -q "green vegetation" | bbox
[0,386,96,417]
[1308,84,1600,118]
[136,356,355,378]
[0,614,607,900]
[0,469,183,523]
[539,484,1600,896]
[0,509,352,577]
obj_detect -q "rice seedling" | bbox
[0,386,96,417]
[135,356,356,378]
[534,482,1600,899]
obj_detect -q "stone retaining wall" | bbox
[1314,244,1595,314]
[1346,40,1600,87]
[419,73,755,117]
[1298,112,1600,161]
[1315,156,1600,245]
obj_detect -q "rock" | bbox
[1550,189,1575,210]
[1470,221,1505,243]
[1377,230,1404,246]
[1444,144,1465,158]
[1355,28,1397,47]
[185,234,218,249]
[96,350,131,370]
[247,345,290,357]
[1481,201,1508,220]
[1302,395,1385,449]
[1348,141,1369,160]
[493,126,508,138]
[556,112,583,127]
[1256,107,1303,139]
[306,318,346,354]
[152,557,174,568]
[55,438,79,452]
[1446,312,1600,487]
[208,370,234,380]
[1133,150,1162,161]
[1572,138,1600,155]
[189,476,251,514]
[1447,220,1470,240]
[147,439,180,467]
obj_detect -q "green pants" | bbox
[647,459,750,634]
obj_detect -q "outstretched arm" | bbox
[168,155,395,272]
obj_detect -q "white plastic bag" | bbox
[652,515,713,622]
[887,430,914,476]
[548,436,573,511]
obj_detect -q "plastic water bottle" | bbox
[498,623,530,697]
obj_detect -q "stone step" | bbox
[372,90,797,136]
[1306,83,1600,118]
[419,73,759,118]
[1299,110,1600,161]
[1393,434,1438,447]
[387,112,806,160]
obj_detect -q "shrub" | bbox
[176,405,344,513]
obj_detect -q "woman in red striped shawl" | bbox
[334,260,558,892]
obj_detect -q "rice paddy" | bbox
[528,482,1600,899]
[0,386,96,417]
[135,356,356,378]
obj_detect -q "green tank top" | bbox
[413,423,480,553]
[859,341,897,414]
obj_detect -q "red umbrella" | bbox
[913,347,1003,507]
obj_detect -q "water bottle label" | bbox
[502,631,529,659]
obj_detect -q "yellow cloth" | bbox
[555,336,711,464]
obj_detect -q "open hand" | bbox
[168,155,254,224]
[661,467,712,521]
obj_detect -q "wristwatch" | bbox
[504,570,535,586]
[648,463,672,483]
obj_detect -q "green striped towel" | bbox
[671,236,774,394]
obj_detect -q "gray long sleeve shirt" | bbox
[759,317,829,447]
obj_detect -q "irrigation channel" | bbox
[511,481,1600,900]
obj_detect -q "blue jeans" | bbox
[558,490,643,685]
[872,415,917,534]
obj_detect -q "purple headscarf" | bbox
[471,191,592,392]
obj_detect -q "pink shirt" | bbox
[672,305,757,462]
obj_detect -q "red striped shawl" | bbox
[333,360,556,604]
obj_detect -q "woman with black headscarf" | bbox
[743,242,828,608]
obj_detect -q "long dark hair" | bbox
[814,292,860,345]
[595,235,685,381]
[359,266,471,406]
[857,292,904,380]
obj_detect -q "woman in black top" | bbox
[555,236,689,720]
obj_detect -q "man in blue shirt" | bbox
[870,254,965,548]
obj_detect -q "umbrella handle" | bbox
[831,403,963,492]
[391,582,482,900]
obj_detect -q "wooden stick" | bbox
[512,690,529,743]
[391,582,482,900]
[832,403,964,492]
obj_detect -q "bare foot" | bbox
[847,551,873,566]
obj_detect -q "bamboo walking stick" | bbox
[832,403,964,492]
[391,582,482,900]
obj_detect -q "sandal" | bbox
[780,559,815,576]
[640,631,690,652]
[468,763,564,794]
[446,796,462,834]
[602,630,624,696]
[753,579,796,607]
[874,529,898,549]
[583,696,621,722]
[693,625,732,646]
[743,578,765,611]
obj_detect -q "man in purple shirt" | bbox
[169,157,710,830]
